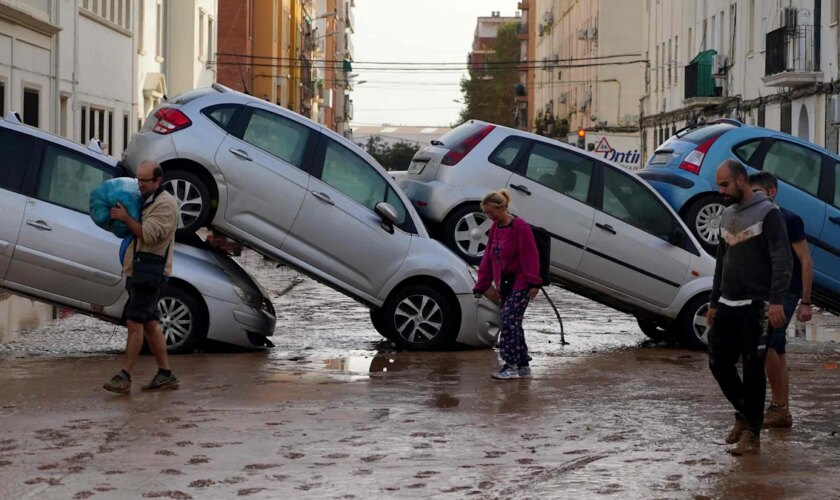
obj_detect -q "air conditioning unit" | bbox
[783,7,798,32]
[576,29,587,40]
[544,11,554,24]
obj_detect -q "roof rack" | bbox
[4,111,22,124]
[87,138,105,154]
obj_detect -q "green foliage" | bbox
[364,136,421,171]
[456,22,520,127]
[533,111,569,140]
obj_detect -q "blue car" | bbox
[638,119,840,313]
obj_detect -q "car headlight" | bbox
[233,284,264,310]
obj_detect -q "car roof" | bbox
[0,112,117,167]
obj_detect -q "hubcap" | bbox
[158,296,194,348]
[393,294,444,344]
[453,212,492,258]
[692,302,711,346]
[695,203,726,246]
[164,179,204,229]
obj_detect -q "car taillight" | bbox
[441,124,496,166]
[152,107,192,135]
[678,136,717,175]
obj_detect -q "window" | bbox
[834,163,840,209]
[138,0,145,52]
[674,36,678,85]
[123,112,129,153]
[687,27,692,59]
[523,142,593,204]
[667,39,672,86]
[23,88,39,128]
[156,0,164,58]
[762,141,822,196]
[199,10,206,60]
[0,81,5,114]
[711,15,717,52]
[733,139,762,164]
[81,105,87,142]
[80,0,131,30]
[760,0,768,51]
[833,0,840,24]
[36,145,112,212]
[207,17,214,63]
[0,128,34,191]
[242,109,311,168]
[654,46,659,92]
[202,105,239,131]
[321,138,410,229]
[748,0,755,52]
[488,137,527,170]
[602,167,676,241]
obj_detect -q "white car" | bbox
[398,120,717,349]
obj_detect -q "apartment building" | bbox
[531,0,646,139]
[516,0,536,131]
[642,0,840,158]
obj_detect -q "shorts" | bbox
[767,291,800,355]
[124,277,168,323]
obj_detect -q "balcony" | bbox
[683,50,724,108]
[762,25,822,87]
[517,22,528,40]
[518,0,530,10]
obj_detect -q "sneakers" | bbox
[141,372,180,392]
[729,430,760,456]
[725,416,745,444]
[517,366,532,378]
[103,373,131,395]
[764,403,793,428]
[491,365,520,380]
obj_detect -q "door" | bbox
[216,106,313,250]
[286,135,412,299]
[0,127,34,280]
[507,141,596,273]
[815,162,840,290]
[577,165,690,308]
[5,143,124,307]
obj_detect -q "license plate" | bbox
[408,161,426,174]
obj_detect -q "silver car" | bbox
[122,85,501,351]
[398,120,717,349]
[0,113,276,353]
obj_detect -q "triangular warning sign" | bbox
[594,137,612,154]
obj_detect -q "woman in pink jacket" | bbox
[472,189,541,380]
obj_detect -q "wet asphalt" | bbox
[1,251,840,498]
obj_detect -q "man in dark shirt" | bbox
[749,172,813,429]
[707,160,793,456]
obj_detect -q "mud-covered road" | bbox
[1,252,839,498]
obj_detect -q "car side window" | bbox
[761,140,821,196]
[488,136,528,171]
[36,144,113,212]
[321,138,413,232]
[242,109,311,169]
[0,127,34,192]
[202,104,239,132]
[733,139,762,164]
[523,142,593,203]
[602,167,676,241]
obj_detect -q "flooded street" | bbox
[1,252,840,498]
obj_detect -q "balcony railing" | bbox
[517,22,528,40]
[765,25,818,76]
[684,50,719,100]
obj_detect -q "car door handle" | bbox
[26,220,52,231]
[830,216,840,225]
[509,184,531,195]
[229,148,252,161]
[595,222,616,235]
[312,192,334,205]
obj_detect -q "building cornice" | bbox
[0,2,60,35]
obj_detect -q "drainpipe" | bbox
[73,0,79,141]
[53,0,60,134]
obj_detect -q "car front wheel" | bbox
[676,295,711,351]
[382,284,459,351]
[158,284,208,354]
[636,318,671,342]
[683,195,726,253]
[163,169,211,236]
[442,205,491,265]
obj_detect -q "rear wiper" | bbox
[430,140,444,146]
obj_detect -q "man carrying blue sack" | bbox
[103,160,181,395]
[706,160,793,456]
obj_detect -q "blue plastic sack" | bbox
[89,178,143,238]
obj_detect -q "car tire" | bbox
[382,284,459,351]
[683,195,726,253]
[675,295,711,351]
[636,318,671,342]
[369,308,392,341]
[163,169,211,236]
[158,284,208,354]
[442,205,490,265]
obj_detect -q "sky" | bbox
[350,0,520,127]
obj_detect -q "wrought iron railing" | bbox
[765,25,819,76]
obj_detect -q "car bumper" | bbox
[205,296,277,349]
[455,294,500,347]
[398,179,466,224]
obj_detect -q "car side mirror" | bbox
[374,202,398,234]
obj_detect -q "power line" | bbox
[214,52,643,65]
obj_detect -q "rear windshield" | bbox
[435,121,486,148]
[677,123,738,145]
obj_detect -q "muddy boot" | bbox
[729,429,760,456]
[763,403,793,428]
[141,372,180,392]
[725,415,745,444]
[103,372,131,395]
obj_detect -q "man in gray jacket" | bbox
[706,159,793,456]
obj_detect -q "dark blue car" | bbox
[639,120,840,313]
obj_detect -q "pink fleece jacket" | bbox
[473,216,542,295]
